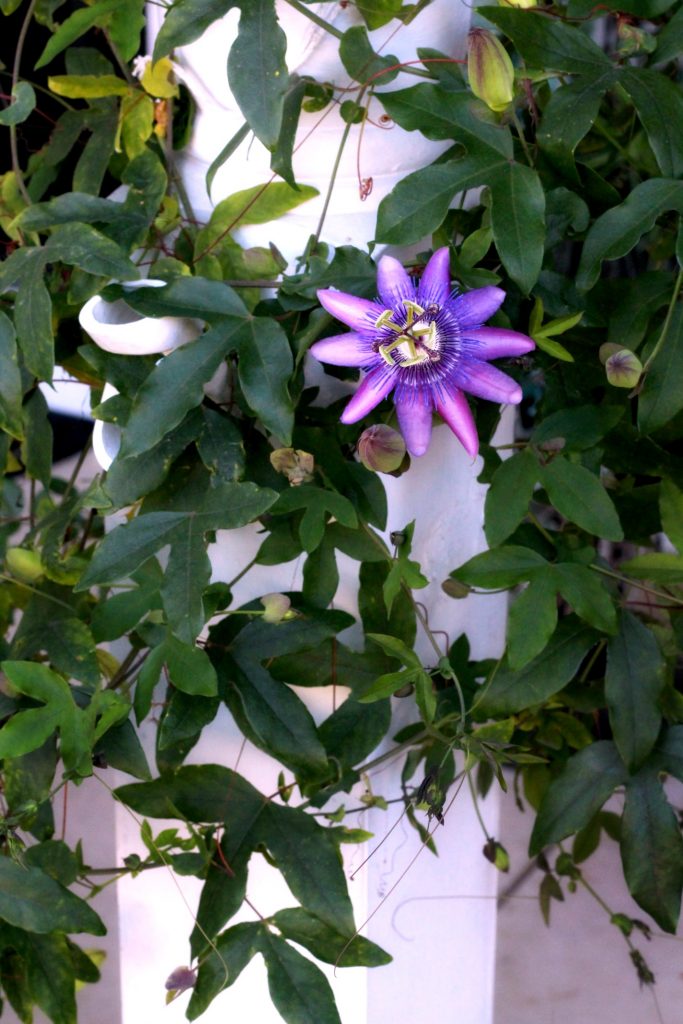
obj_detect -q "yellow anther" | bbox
[375,309,403,334]
[379,346,396,365]
[402,300,425,327]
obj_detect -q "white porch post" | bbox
[106,3,507,1021]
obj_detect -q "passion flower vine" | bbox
[310,247,535,457]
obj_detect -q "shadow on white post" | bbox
[80,3,510,1022]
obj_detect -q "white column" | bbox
[109,4,505,1022]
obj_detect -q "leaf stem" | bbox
[10,0,37,206]
[640,266,683,376]
[589,563,683,606]
[281,0,344,39]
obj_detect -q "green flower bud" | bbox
[467,29,515,113]
[357,424,406,473]
[6,547,43,582]
[498,0,537,7]
[260,592,294,624]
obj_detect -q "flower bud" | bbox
[604,348,642,389]
[483,838,510,873]
[260,592,294,624]
[467,29,515,113]
[6,547,43,582]
[357,424,406,473]
[498,0,537,8]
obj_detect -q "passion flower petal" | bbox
[377,255,413,307]
[309,332,372,366]
[456,359,522,404]
[318,289,382,330]
[340,368,394,423]
[435,390,479,458]
[395,394,433,457]
[453,286,506,328]
[417,246,452,306]
[466,326,536,359]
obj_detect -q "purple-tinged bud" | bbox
[483,838,510,872]
[357,425,406,473]
[164,966,197,994]
[605,348,642,389]
[467,29,515,113]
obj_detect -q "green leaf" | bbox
[540,457,623,540]
[14,252,53,379]
[190,839,250,959]
[21,389,53,487]
[271,486,357,553]
[80,483,276,591]
[538,73,615,182]
[24,933,77,1024]
[478,618,598,715]
[273,907,390,966]
[621,552,683,583]
[153,0,238,59]
[378,85,512,155]
[35,0,121,68]
[654,724,683,784]
[489,161,545,294]
[94,719,151,780]
[659,478,683,553]
[621,768,683,932]
[639,304,683,434]
[319,696,391,768]
[356,0,403,30]
[0,661,95,775]
[117,321,244,459]
[0,311,23,439]
[531,405,624,451]
[339,25,398,85]
[47,74,131,98]
[450,545,548,589]
[160,520,211,642]
[227,0,288,149]
[164,635,218,697]
[553,564,617,635]
[577,178,683,291]
[507,571,558,670]
[259,930,342,1024]
[619,67,683,179]
[484,448,538,547]
[116,764,265,823]
[45,222,138,280]
[605,612,664,771]
[0,82,36,126]
[158,688,218,750]
[188,922,261,1019]
[77,512,188,587]
[482,6,613,74]
[219,654,328,775]
[196,182,318,243]
[529,741,627,854]
[235,317,294,442]
[366,632,421,668]
[0,858,105,934]
[376,160,500,246]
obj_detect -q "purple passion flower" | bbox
[310,247,535,458]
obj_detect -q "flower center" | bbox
[374,300,441,367]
